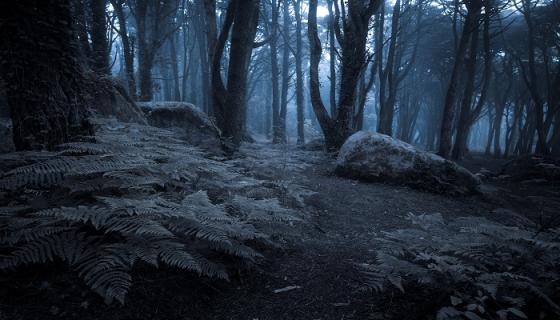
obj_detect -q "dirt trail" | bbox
[199,143,501,320]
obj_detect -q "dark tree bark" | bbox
[377,0,400,136]
[74,0,92,61]
[308,0,337,149]
[293,0,305,144]
[326,0,337,117]
[209,0,260,151]
[451,13,481,160]
[0,0,94,150]
[438,0,482,158]
[515,0,549,154]
[266,0,282,144]
[169,30,181,101]
[452,0,491,160]
[90,0,110,75]
[132,0,179,101]
[308,0,381,151]
[278,0,291,143]
[111,0,136,98]
[135,0,155,101]
[221,0,260,149]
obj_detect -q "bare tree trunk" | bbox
[308,0,380,151]
[294,0,305,144]
[452,16,480,160]
[308,0,336,149]
[279,1,291,143]
[111,0,136,98]
[217,0,260,150]
[90,0,110,75]
[136,0,154,101]
[377,0,400,136]
[517,0,548,154]
[0,0,95,150]
[327,0,337,117]
[438,2,480,158]
[74,0,92,61]
[169,32,181,101]
[268,0,282,143]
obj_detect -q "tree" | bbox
[308,0,382,151]
[438,0,483,158]
[293,0,305,144]
[278,0,292,143]
[90,0,111,75]
[110,0,136,97]
[264,0,283,143]
[0,0,94,150]
[209,0,261,151]
[129,0,181,101]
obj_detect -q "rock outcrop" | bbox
[335,131,480,195]
[138,102,222,151]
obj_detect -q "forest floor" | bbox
[2,140,558,320]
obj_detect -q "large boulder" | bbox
[138,102,222,151]
[335,131,480,195]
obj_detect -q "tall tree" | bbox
[293,0,305,144]
[452,0,492,159]
[308,0,382,150]
[279,0,292,143]
[130,0,180,101]
[110,0,136,98]
[438,0,483,158]
[210,0,261,150]
[90,0,111,75]
[0,0,94,150]
[265,0,283,143]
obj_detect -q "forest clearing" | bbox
[0,0,559,319]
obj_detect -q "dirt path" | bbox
[199,143,503,320]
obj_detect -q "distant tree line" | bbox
[0,0,558,157]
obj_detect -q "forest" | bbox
[0,0,559,319]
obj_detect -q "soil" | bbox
[1,143,558,320]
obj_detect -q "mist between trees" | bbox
[0,0,558,157]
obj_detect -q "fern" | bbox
[0,118,299,304]
[361,213,560,319]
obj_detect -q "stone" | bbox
[335,131,480,195]
[138,102,222,151]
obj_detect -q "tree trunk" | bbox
[169,32,181,101]
[220,0,260,150]
[438,5,479,158]
[377,0,400,136]
[308,0,337,149]
[452,16,480,160]
[308,0,380,151]
[0,0,94,150]
[136,0,154,101]
[278,1,291,143]
[111,0,136,98]
[294,0,305,144]
[268,0,282,144]
[74,0,92,62]
[327,0,337,117]
[90,0,110,75]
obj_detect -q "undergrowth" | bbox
[0,119,299,304]
[361,213,560,320]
